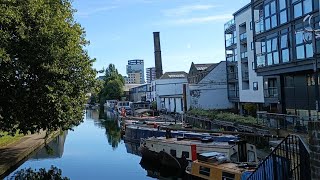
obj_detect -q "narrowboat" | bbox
[185,152,255,180]
[124,124,239,143]
[139,136,258,170]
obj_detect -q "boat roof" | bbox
[134,109,154,114]
[147,137,235,148]
[194,160,249,174]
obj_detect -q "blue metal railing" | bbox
[247,134,310,180]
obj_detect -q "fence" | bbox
[185,115,270,135]
[257,111,308,133]
[247,134,310,180]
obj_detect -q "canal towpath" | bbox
[0,130,60,178]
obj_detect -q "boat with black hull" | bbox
[139,136,258,171]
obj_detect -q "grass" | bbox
[188,109,259,125]
[0,132,24,147]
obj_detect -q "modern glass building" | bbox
[252,0,320,120]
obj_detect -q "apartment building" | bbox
[252,0,319,120]
[225,3,264,113]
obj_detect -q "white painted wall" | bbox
[189,62,233,109]
[235,8,264,103]
[151,78,189,113]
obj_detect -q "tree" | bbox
[0,0,96,135]
[99,64,124,104]
[11,166,69,180]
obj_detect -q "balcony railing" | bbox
[225,38,236,48]
[242,71,249,80]
[228,89,239,98]
[224,19,235,31]
[240,33,247,42]
[240,51,248,59]
[227,72,238,80]
[264,87,278,98]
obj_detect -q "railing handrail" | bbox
[247,134,310,180]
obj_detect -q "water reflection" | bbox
[31,132,67,160]
[5,110,187,180]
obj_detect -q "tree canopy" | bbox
[99,64,124,103]
[0,0,96,135]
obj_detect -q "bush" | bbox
[188,109,257,125]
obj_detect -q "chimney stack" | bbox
[153,32,163,79]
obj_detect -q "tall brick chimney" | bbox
[153,32,163,79]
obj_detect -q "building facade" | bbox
[252,0,320,120]
[125,73,141,84]
[225,3,264,113]
[129,84,151,102]
[146,67,156,84]
[188,61,233,110]
[151,71,189,114]
[126,59,144,84]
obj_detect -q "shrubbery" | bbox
[188,109,258,125]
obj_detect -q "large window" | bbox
[295,25,313,59]
[279,0,288,24]
[266,37,279,65]
[264,1,277,31]
[280,30,290,63]
[293,0,313,19]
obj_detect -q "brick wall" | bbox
[309,121,320,179]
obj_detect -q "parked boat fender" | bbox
[191,144,197,161]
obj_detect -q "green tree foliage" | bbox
[99,64,124,103]
[0,0,96,135]
[11,166,69,180]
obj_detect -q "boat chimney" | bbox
[153,32,163,79]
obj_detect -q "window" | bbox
[294,3,302,18]
[266,37,279,65]
[296,25,313,60]
[280,33,290,63]
[264,1,277,30]
[199,166,210,176]
[304,0,312,14]
[253,82,258,91]
[182,151,189,158]
[280,11,287,24]
[251,42,254,50]
[296,45,305,59]
[222,172,235,180]
[293,0,313,18]
[170,149,176,157]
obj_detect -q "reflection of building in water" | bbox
[30,132,67,160]
[125,142,141,157]
[86,109,100,120]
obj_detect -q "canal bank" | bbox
[0,130,60,178]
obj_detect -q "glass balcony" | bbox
[240,33,247,42]
[224,19,235,31]
[264,87,278,98]
[228,72,238,81]
[242,71,249,80]
[228,89,239,98]
[241,52,248,59]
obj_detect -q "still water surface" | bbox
[6,110,158,180]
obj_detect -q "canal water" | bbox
[5,110,168,180]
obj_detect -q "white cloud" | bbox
[76,6,117,17]
[163,4,216,17]
[159,14,232,26]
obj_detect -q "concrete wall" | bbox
[189,62,233,109]
[235,7,264,103]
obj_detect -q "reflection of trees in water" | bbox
[102,117,121,149]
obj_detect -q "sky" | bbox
[72,0,251,76]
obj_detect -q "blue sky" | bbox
[73,0,250,76]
